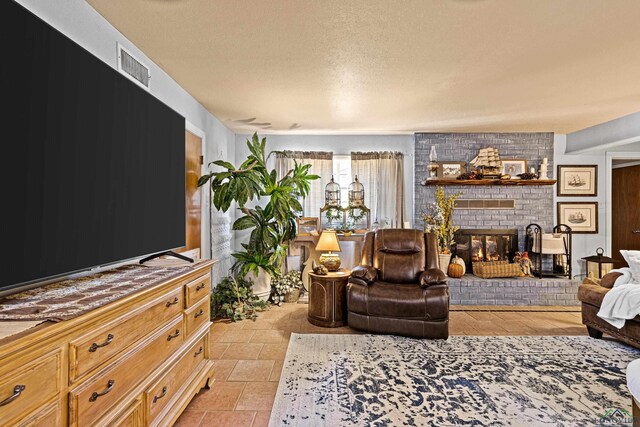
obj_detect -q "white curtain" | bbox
[275,151,333,217]
[351,151,405,228]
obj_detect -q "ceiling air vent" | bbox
[117,43,150,90]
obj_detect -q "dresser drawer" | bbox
[184,273,211,308]
[145,335,207,425]
[14,400,61,427]
[69,316,184,427]
[69,286,183,382]
[185,296,210,338]
[0,350,61,426]
[96,398,143,427]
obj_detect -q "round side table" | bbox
[307,270,350,327]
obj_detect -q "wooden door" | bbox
[181,131,202,256]
[612,164,640,267]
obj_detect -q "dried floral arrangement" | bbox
[421,186,462,254]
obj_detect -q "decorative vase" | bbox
[283,288,301,303]
[247,267,272,301]
[438,253,451,276]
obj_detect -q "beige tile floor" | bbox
[176,303,587,427]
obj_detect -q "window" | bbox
[332,155,351,207]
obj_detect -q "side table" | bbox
[307,270,350,327]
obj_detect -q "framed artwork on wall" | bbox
[557,202,598,234]
[437,162,467,179]
[501,159,527,177]
[296,217,320,236]
[557,165,598,196]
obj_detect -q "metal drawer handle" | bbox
[196,283,206,291]
[0,385,25,407]
[633,230,640,234]
[167,329,180,341]
[89,380,114,402]
[194,346,203,357]
[194,309,205,318]
[166,297,179,307]
[152,386,167,403]
[89,334,114,352]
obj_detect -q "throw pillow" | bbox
[620,250,640,283]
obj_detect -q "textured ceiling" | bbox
[86,0,640,134]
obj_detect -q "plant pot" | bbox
[283,288,301,303]
[438,253,451,276]
[247,268,272,301]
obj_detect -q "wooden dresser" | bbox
[0,260,215,426]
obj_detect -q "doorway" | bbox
[610,155,640,268]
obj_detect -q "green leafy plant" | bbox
[211,276,270,321]
[198,133,319,278]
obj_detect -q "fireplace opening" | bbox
[454,229,519,273]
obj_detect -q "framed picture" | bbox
[557,202,598,234]
[501,159,527,177]
[437,162,467,180]
[296,217,319,236]
[557,165,598,196]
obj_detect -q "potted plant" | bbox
[211,276,269,321]
[422,186,462,275]
[271,270,303,305]
[198,133,318,299]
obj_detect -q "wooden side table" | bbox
[307,270,350,327]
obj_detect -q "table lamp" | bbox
[316,230,342,271]
[582,248,618,279]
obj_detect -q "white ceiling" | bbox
[86,0,640,134]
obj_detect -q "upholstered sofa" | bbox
[346,229,449,339]
[578,271,640,348]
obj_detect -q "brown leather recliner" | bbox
[579,271,640,348]
[347,229,449,339]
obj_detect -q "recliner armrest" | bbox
[420,268,447,289]
[350,265,377,285]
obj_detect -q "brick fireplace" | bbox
[414,133,555,253]
[414,133,580,306]
[454,228,519,273]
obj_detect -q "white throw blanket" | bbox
[597,268,640,328]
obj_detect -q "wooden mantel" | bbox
[421,179,556,186]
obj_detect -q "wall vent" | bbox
[117,43,150,90]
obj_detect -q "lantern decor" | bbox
[325,175,341,207]
[582,248,618,280]
[345,175,371,231]
[316,230,342,271]
[348,175,365,207]
[320,176,345,229]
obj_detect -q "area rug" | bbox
[270,334,640,426]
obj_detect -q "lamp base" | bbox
[319,252,341,272]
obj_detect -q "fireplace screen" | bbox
[455,229,518,273]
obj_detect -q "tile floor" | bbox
[176,303,587,427]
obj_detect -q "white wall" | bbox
[554,134,640,277]
[16,0,235,281]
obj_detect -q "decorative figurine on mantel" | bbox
[539,157,549,180]
[470,147,502,178]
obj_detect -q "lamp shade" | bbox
[316,230,341,252]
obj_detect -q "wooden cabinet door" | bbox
[612,165,640,267]
[181,131,202,256]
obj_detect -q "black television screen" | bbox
[1,1,186,292]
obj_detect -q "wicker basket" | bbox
[283,288,301,303]
[472,260,523,279]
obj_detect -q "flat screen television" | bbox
[0,1,186,294]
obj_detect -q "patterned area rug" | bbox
[0,263,197,321]
[271,334,640,426]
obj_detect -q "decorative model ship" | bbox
[470,147,502,178]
